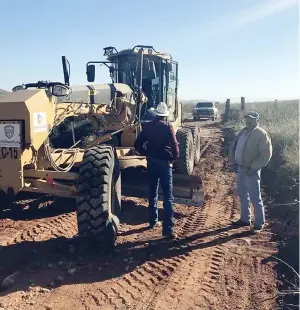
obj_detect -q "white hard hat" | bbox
[153,102,169,117]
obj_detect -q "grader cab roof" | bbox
[103,45,173,61]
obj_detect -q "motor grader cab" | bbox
[85,45,201,174]
[86,46,179,128]
[0,45,203,247]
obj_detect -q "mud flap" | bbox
[121,168,205,207]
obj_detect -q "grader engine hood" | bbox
[57,83,134,105]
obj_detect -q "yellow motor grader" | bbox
[0,45,203,246]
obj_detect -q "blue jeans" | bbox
[147,158,174,234]
[237,167,265,228]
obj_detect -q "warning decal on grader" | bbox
[33,112,47,133]
[88,89,97,96]
[0,123,21,148]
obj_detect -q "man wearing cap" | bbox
[134,102,179,239]
[229,111,272,233]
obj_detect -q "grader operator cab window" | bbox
[84,46,178,123]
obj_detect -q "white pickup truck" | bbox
[193,101,219,121]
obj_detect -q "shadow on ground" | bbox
[0,223,252,296]
[0,196,75,221]
[120,199,186,226]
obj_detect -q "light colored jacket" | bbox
[229,126,272,172]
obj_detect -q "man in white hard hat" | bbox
[134,102,179,239]
[229,111,272,233]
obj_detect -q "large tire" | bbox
[76,145,121,248]
[191,126,201,165]
[175,128,194,175]
[185,125,201,165]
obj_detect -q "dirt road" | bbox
[0,122,279,310]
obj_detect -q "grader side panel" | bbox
[0,90,56,195]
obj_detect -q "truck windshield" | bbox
[196,102,213,108]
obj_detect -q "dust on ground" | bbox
[0,121,281,310]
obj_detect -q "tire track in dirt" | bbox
[1,197,77,247]
[139,211,209,310]
[1,122,278,310]
[10,213,77,244]
[177,207,208,239]
[80,254,191,310]
[95,181,211,309]
[103,125,234,310]
[146,141,237,310]
[101,217,207,310]
[97,138,219,309]
[141,193,215,309]
[199,150,278,310]
[0,123,227,310]
[213,237,278,310]
[0,199,78,279]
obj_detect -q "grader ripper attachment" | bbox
[0,45,204,246]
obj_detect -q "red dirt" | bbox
[0,122,281,310]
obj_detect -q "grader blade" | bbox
[121,169,205,207]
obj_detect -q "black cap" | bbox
[244,111,259,120]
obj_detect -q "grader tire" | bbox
[76,145,121,248]
[185,125,201,165]
[175,128,195,175]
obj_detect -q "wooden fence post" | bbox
[224,99,231,122]
[241,97,245,112]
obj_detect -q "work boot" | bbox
[251,225,264,234]
[162,232,178,239]
[232,219,250,227]
[149,221,162,229]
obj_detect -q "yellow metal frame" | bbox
[0,87,204,206]
[21,146,147,198]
